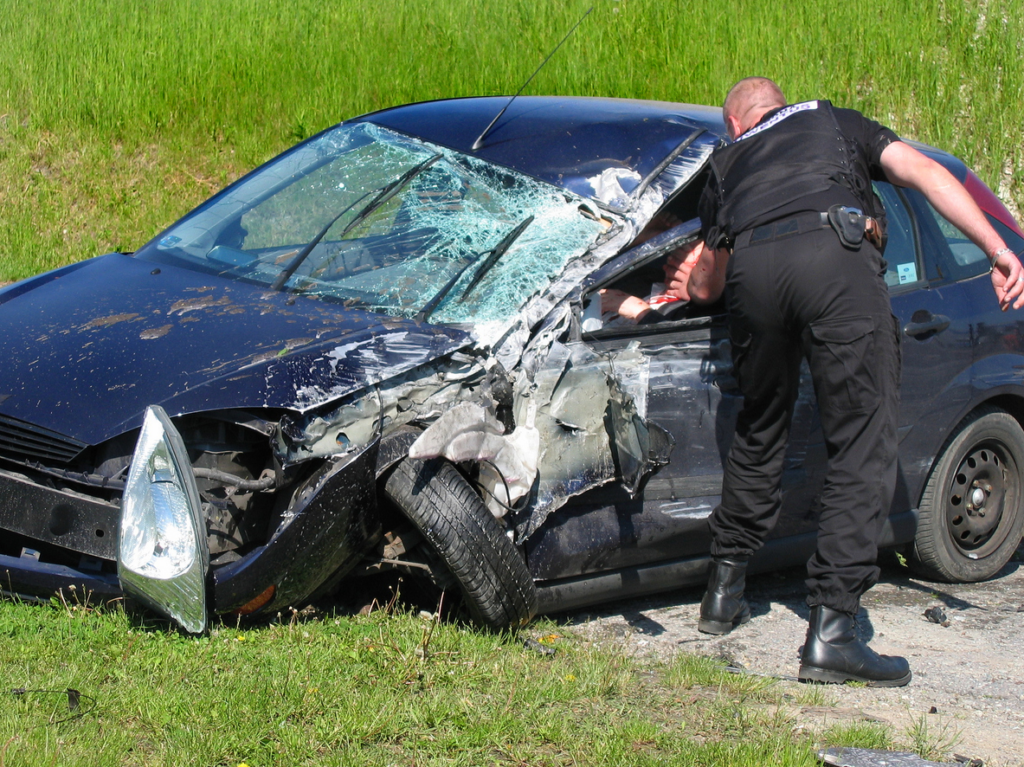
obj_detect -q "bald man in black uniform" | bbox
[688,77,1024,686]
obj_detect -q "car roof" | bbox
[352,96,725,201]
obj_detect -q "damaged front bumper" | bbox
[1,406,381,632]
[210,435,380,618]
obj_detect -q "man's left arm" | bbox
[880,141,1024,311]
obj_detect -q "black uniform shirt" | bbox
[700,103,900,245]
[777,106,900,219]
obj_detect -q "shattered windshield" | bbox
[135,123,607,324]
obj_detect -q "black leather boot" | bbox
[698,558,751,635]
[798,605,911,687]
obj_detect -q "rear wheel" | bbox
[383,457,537,629]
[911,407,1024,582]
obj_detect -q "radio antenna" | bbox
[471,6,594,152]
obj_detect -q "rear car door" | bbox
[888,181,1024,511]
[884,183,971,511]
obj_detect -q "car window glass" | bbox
[240,143,404,250]
[919,200,990,277]
[902,188,991,283]
[873,182,920,288]
[134,123,606,324]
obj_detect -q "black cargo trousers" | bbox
[708,222,901,615]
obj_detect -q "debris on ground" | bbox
[819,747,978,767]
[523,638,556,656]
[952,755,984,767]
[923,606,950,626]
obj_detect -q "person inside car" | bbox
[597,211,707,325]
[599,238,706,324]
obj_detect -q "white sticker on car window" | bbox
[897,262,918,284]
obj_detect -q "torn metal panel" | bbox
[636,133,717,216]
[622,133,717,236]
[266,326,471,413]
[586,167,643,209]
[523,343,616,517]
[519,307,574,379]
[493,222,634,372]
[407,401,540,517]
[609,344,650,420]
[511,340,672,543]
[604,343,676,494]
[409,402,507,463]
[477,403,540,515]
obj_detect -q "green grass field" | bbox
[0,0,1021,281]
[1,595,909,767]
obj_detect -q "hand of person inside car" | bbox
[599,239,705,323]
[599,288,655,321]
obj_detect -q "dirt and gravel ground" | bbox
[559,545,1024,766]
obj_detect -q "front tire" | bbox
[911,407,1024,582]
[383,457,537,629]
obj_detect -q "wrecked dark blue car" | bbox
[2,97,1023,632]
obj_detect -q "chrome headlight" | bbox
[118,405,209,633]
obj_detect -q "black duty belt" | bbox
[734,211,829,249]
[734,207,880,251]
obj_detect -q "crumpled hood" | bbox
[0,254,471,446]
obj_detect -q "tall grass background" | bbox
[0,0,1021,279]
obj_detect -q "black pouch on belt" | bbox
[827,204,866,249]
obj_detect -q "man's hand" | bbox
[990,249,1024,311]
[663,242,704,300]
[686,244,729,304]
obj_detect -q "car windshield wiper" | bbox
[271,153,442,291]
[415,215,534,322]
[460,215,533,300]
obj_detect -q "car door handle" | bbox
[903,313,951,338]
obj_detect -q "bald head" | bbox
[722,77,787,140]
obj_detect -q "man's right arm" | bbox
[686,246,729,304]
[693,163,730,304]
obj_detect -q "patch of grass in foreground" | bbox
[0,597,902,767]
